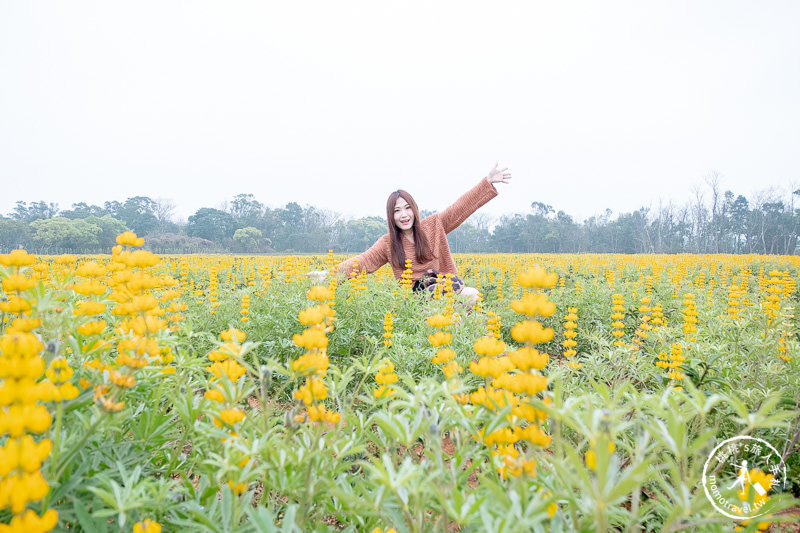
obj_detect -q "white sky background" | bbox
[1,1,799,225]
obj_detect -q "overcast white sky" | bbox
[1,1,799,225]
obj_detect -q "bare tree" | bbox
[705,172,723,253]
[153,198,176,234]
[690,186,708,253]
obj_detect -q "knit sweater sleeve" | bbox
[335,234,390,277]
[438,177,498,234]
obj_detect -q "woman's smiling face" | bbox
[393,196,414,232]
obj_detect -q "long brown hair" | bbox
[386,190,433,270]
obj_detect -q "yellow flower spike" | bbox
[510,293,556,317]
[57,382,79,401]
[216,408,245,426]
[432,348,456,365]
[2,273,37,293]
[73,301,107,316]
[298,305,330,325]
[518,267,558,289]
[204,389,225,402]
[0,249,37,267]
[77,320,107,336]
[227,480,247,495]
[45,358,74,383]
[510,321,554,344]
[206,360,247,382]
[18,436,53,473]
[440,360,460,378]
[375,371,399,386]
[426,314,453,328]
[2,508,58,532]
[292,327,329,350]
[292,352,330,376]
[473,336,506,357]
[6,317,40,333]
[116,231,145,247]
[0,296,32,314]
[133,519,162,533]
[70,279,107,297]
[492,373,548,396]
[427,331,452,347]
[220,328,246,342]
[509,347,549,371]
[0,332,44,360]
[75,261,106,277]
[306,286,335,301]
[469,356,513,378]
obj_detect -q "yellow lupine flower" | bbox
[492,373,548,396]
[0,296,32,314]
[207,360,246,382]
[77,320,107,336]
[298,305,332,325]
[2,274,37,293]
[0,332,44,359]
[0,250,36,267]
[73,301,107,316]
[45,358,74,383]
[473,336,506,357]
[75,261,106,277]
[427,331,452,347]
[292,327,329,350]
[116,231,145,246]
[292,352,329,376]
[204,389,225,402]
[6,318,40,333]
[510,321,554,344]
[306,286,334,301]
[517,267,558,289]
[133,519,162,533]
[220,328,246,342]
[508,347,549,371]
[432,348,456,365]
[510,293,556,317]
[469,356,513,378]
[426,314,453,328]
[70,279,107,296]
[1,508,58,531]
[216,408,245,426]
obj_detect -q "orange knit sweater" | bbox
[336,177,498,281]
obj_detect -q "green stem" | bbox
[49,401,64,479]
[53,415,105,481]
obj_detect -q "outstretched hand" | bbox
[487,163,512,185]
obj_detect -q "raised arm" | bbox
[333,234,391,278]
[438,164,511,234]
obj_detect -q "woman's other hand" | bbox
[307,270,329,284]
[487,163,512,185]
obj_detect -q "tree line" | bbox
[1,180,798,255]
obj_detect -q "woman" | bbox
[309,163,512,301]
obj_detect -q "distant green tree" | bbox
[186,208,236,243]
[229,194,264,229]
[0,218,32,251]
[118,197,158,235]
[83,215,129,250]
[60,202,108,219]
[232,227,264,253]
[339,217,385,252]
[29,217,101,252]
[9,201,60,222]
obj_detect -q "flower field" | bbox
[1,233,799,532]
